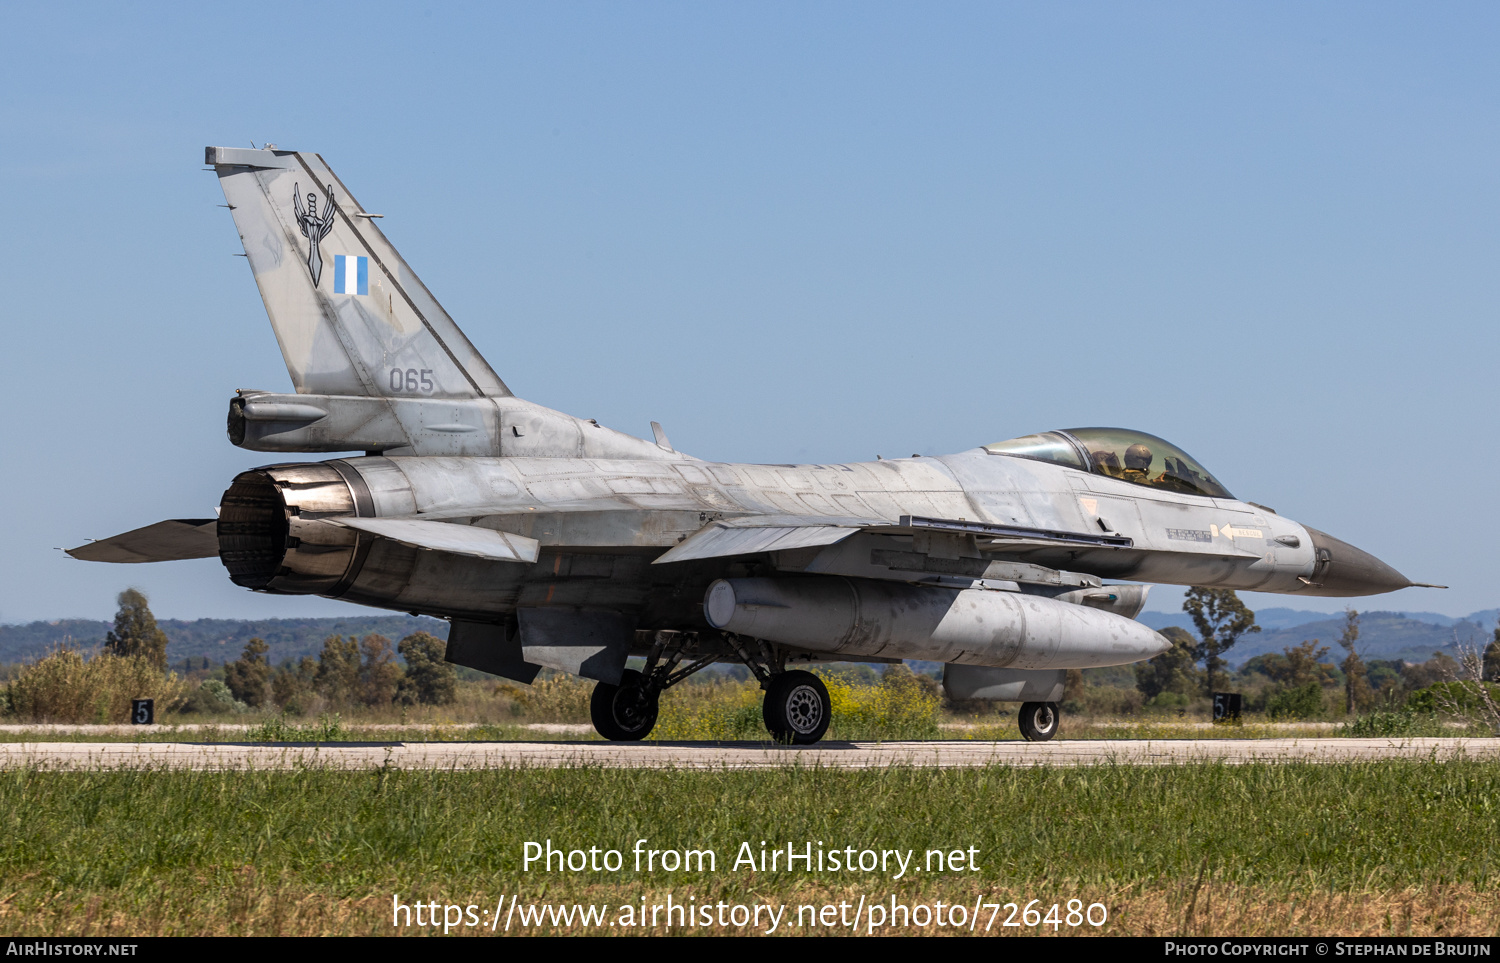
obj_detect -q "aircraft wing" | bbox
[652,513,1133,565]
[65,519,219,563]
[330,517,540,563]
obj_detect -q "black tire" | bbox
[762,670,832,745]
[590,669,659,741]
[1018,701,1059,742]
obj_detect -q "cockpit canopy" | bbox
[983,427,1233,499]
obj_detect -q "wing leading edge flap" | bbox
[66,519,219,564]
[330,517,540,563]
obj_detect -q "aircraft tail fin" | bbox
[206,147,509,400]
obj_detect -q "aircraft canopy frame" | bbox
[984,427,1234,499]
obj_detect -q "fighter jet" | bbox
[67,146,1441,744]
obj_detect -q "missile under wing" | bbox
[67,146,1442,745]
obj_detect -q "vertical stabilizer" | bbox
[207,147,509,400]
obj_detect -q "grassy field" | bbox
[2,761,1497,936]
[1,670,1483,743]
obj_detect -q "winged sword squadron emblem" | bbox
[292,183,337,286]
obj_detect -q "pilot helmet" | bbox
[1124,444,1153,471]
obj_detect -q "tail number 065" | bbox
[389,368,434,393]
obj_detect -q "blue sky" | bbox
[0,3,1494,621]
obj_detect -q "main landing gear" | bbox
[761,670,831,745]
[589,669,659,741]
[587,633,834,745]
[588,633,719,742]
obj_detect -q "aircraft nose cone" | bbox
[1305,527,1412,596]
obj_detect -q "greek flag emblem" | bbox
[334,255,368,295]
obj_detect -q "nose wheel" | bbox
[1018,701,1060,742]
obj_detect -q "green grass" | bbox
[0,722,597,744]
[0,756,1494,930]
[0,763,1479,891]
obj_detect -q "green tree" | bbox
[1183,587,1260,696]
[271,656,319,714]
[1483,624,1500,683]
[223,637,271,708]
[1403,652,1461,690]
[881,662,942,702]
[359,634,401,707]
[102,588,169,671]
[1259,640,1336,688]
[181,678,241,715]
[397,632,455,706]
[1135,626,1204,701]
[314,635,361,706]
[1265,680,1325,720]
[1336,609,1372,714]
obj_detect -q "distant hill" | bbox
[5,603,1492,672]
[1138,609,1495,666]
[0,616,449,667]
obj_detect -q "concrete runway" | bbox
[1,738,1498,770]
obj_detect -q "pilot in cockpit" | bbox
[1121,443,1155,485]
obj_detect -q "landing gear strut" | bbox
[1018,701,1060,742]
[726,635,832,745]
[588,632,720,742]
[587,632,837,745]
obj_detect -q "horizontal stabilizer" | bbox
[331,517,539,563]
[67,519,218,563]
[653,519,864,564]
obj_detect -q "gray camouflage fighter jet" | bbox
[67,146,1441,744]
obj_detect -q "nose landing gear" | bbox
[1018,701,1060,741]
